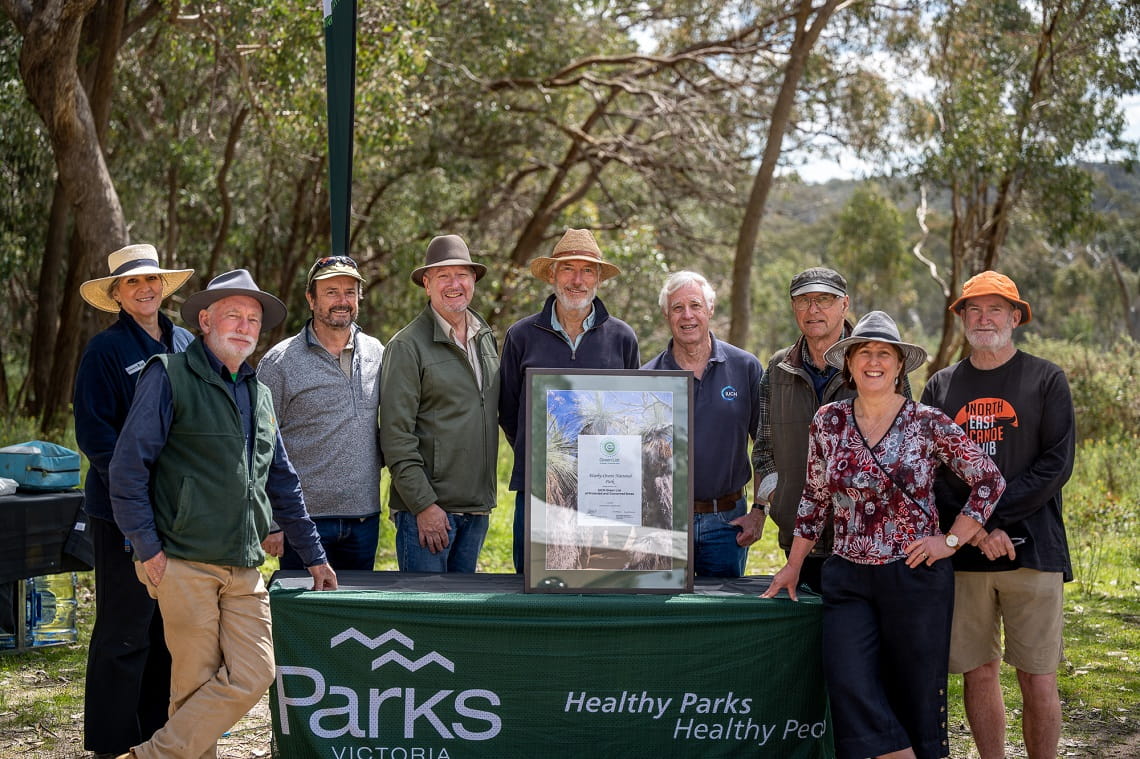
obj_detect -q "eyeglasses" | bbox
[792,293,840,311]
[313,255,358,270]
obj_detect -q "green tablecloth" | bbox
[269,572,833,758]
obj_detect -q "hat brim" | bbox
[824,336,929,375]
[790,282,846,298]
[529,255,621,284]
[79,267,195,313]
[411,260,488,287]
[948,294,1032,324]
[180,288,287,332]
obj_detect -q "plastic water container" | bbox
[29,573,78,646]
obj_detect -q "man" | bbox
[922,271,1075,759]
[258,254,384,570]
[499,228,640,572]
[751,267,855,593]
[380,235,499,572]
[642,271,762,577]
[109,269,337,759]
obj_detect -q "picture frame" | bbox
[523,369,693,594]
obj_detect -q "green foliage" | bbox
[1022,335,1140,443]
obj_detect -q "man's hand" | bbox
[732,509,766,547]
[143,550,168,587]
[308,562,338,591]
[261,531,285,558]
[416,504,451,554]
[976,527,1018,561]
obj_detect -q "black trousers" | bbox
[84,515,172,754]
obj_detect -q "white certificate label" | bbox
[577,434,643,526]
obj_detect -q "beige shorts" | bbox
[949,568,1064,675]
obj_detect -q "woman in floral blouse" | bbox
[763,311,1005,759]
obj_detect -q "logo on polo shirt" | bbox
[721,385,739,401]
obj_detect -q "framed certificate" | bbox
[523,369,693,593]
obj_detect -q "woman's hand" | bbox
[761,563,803,601]
[903,536,954,568]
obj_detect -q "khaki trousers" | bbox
[132,558,274,759]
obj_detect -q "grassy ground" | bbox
[2,441,1138,758]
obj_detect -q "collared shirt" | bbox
[431,306,484,388]
[550,303,597,351]
[642,334,762,501]
[306,321,356,378]
[799,339,840,402]
[110,342,317,564]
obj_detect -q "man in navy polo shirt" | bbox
[642,271,763,577]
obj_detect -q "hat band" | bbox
[551,250,601,260]
[110,258,161,277]
[851,330,901,342]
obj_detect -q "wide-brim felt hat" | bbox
[948,270,1032,324]
[824,310,928,374]
[180,269,287,331]
[529,228,621,283]
[79,244,195,313]
[411,235,487,286]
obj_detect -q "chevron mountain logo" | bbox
[275,627,503,745]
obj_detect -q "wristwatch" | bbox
[945,533,960,550]
[752,502,771,516]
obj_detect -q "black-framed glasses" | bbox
[313,255,358,270]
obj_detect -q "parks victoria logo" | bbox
[275,627,502,756]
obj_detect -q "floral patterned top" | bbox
[794,399,1005,565]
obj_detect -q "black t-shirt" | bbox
[922,350,1074,580]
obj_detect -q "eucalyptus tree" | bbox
[899,0,1140,371]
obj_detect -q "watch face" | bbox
[945,534,960,548]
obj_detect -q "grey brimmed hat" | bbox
[411,235,487,286]
[180,269,287,331]
[529,228,621,283]
[824,310,928,374]
[790,267,847,298]
[79,244,194,313]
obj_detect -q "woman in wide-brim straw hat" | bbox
[73,243,195,757]
[764,310,1007,759]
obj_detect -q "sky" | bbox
[792,93,1140,185]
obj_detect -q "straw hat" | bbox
[948,271,1032,324]
[79,244,194,313]
[528,228,621,283]
[824,310,928,374]
[180,269,287,331]
[411,235,487,286]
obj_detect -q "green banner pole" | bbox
[322,0,357,255]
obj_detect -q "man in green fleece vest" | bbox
[110,269,336,759]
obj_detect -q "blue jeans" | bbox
[280,514,380,571]
[693,497,749,578]
[394,510,489,573]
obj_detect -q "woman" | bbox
[763,311,1005,759]
[74,244,194,759]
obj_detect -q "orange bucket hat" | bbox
[949,270,1032,324]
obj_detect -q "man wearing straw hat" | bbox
[498,228,640,573]
[109,269,336,759]
[258,254,384,571]
[380,235,500,572]
[923,271,1075,759]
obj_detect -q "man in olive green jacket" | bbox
[380,235,500,573]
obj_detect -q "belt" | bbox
[693,489,743,514]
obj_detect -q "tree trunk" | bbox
[728,0,843,350]
[27,178,70,418]
[4,0,130,432]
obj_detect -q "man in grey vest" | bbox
[751,267,853,592]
